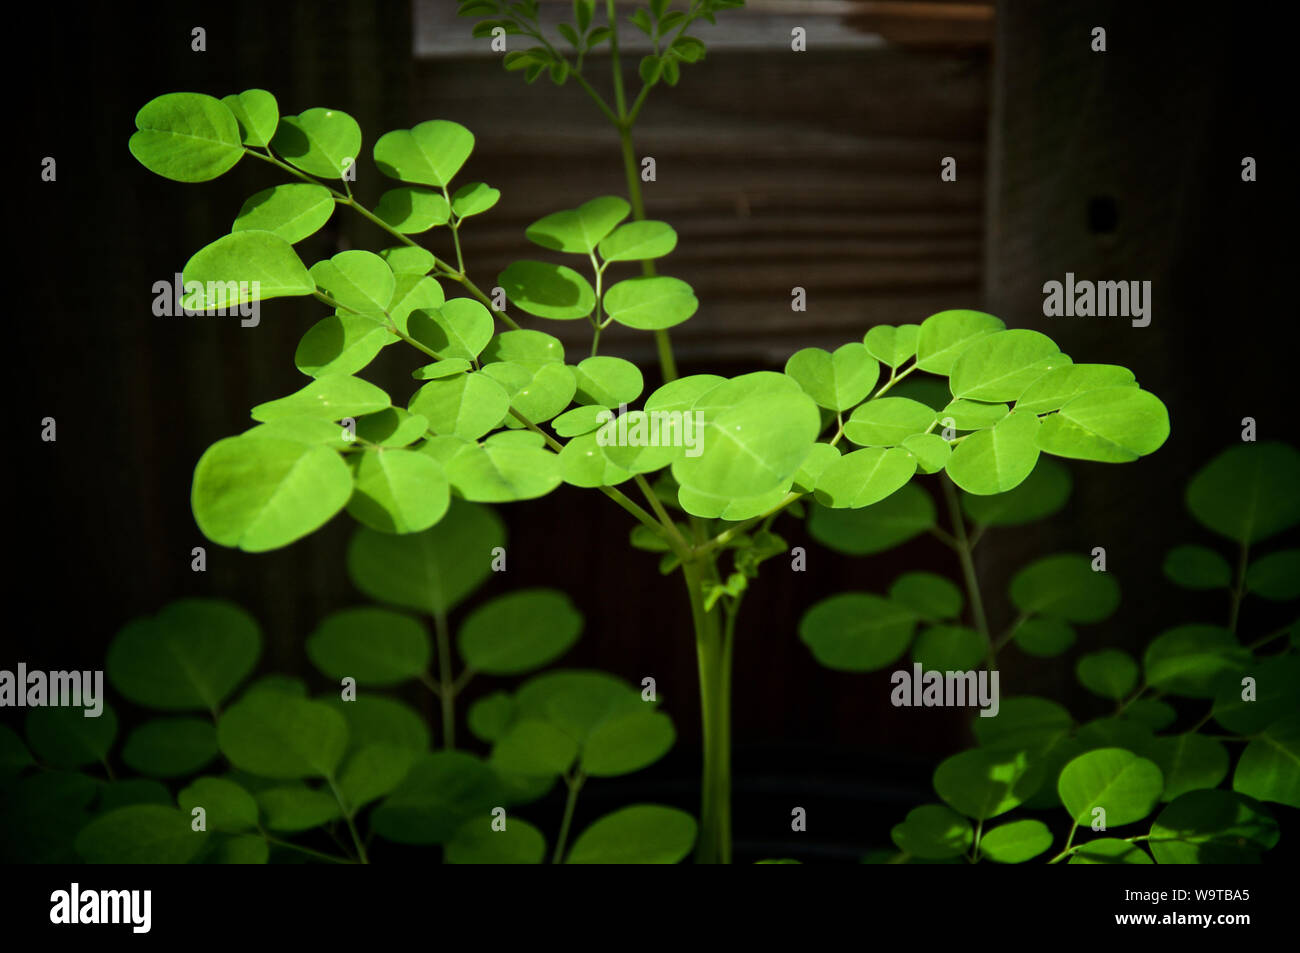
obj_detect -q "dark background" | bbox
[11,0,1298,861]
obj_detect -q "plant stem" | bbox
[552,773,585,863]
[605,0,677,382]
[941,475,993,666]
[683,556,730,863]
[263,835,355,865]
[326,777,369,864]
[1229,539,1250,637]
[434,606,455,749]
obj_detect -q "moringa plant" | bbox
[843,440,1298,864]
[123,0,1170,863]
[0,502,692,864]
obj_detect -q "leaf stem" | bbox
[552,772,586,863]
[941,475,993,667]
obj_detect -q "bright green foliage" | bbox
[274,108,362,179]
[130,92,244,182]
[121,18,1189,867]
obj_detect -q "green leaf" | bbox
[1075,649,1139,700]
[1246,549,1300,600]
[1058,748,1163,827]
[451,181,501,218]
[901,432,950,474]
[233,183,334,244]
[945,411,1040,495]
[1212,655,1300,734]
[256,784,341,832]
[468,692,516,743]
[1150,733,1229,803]
[486,360,577,426]
[915,309,1005,375]
[889,572,962,621]
[324,694,429,755]
[598,220,678,261]
[180,231,314,309]
[792,442,842,491]
[410,371,510,440]
[1036,387,1170,462]
[1185,442,1300,544]
[414,359,472,380]
[338,744,419,812]
[1120,700,1178,733]
[389,274,447,330]
[1143,625,1250,698]
[380,245,436,275]
[76,805,208,864]
[573,356,644,406]
[272,108,362,179]
[938,398,1008,431]
[1013,363,1137,415]
[910,625,985,671]
[670,392,819,497]
[307,607,431,685]
[1011,617,1076,657]
[603,276,699,330]
[807,482,935,555]
[1068,839,1153,864]
[295,313,390,378]
[553,405,610,439]
[444,442,563,502]
[863,324,920,369]
[310,250,396,313]
[374,187,451,233]
[960,457,1071,526]
[122,718,218,778]
[814,447,917,509]
[979,819,1053,863]
[446,815,546,864]
[25,705,117,768]
[371,751,503,844]
[644,374,726,414]
[191,434,353,551]
[1148,789,1279,863]
[559,432,634,487]
[481,328,566,369]
[1162,544,1233,589]
[526,196,630,253]
[890,804,972,859]
[221,88,278,147]
[348,449,450,534]
[581,711,675,777]
[799,593,917,671]
[972,696,1073,751]
[352,407,429,448]
[108,599,260,711]
[459,588,582,675]
[129,92,244,182]
[217,693,348,780]
[1233,715,1300,808]
[785,344,880,413]
[346,501,504,614]
[842,400,935,447]
[933,747,1042,820]
[252,374,391,422]
[179,777,259,833]
[499,260,596,320]
[250,780,338,832]
[1009,553,1120,623]
[639,53,663,84]
[949,329,1067,401]
[566,805,696,864]
[491,720,579,776]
